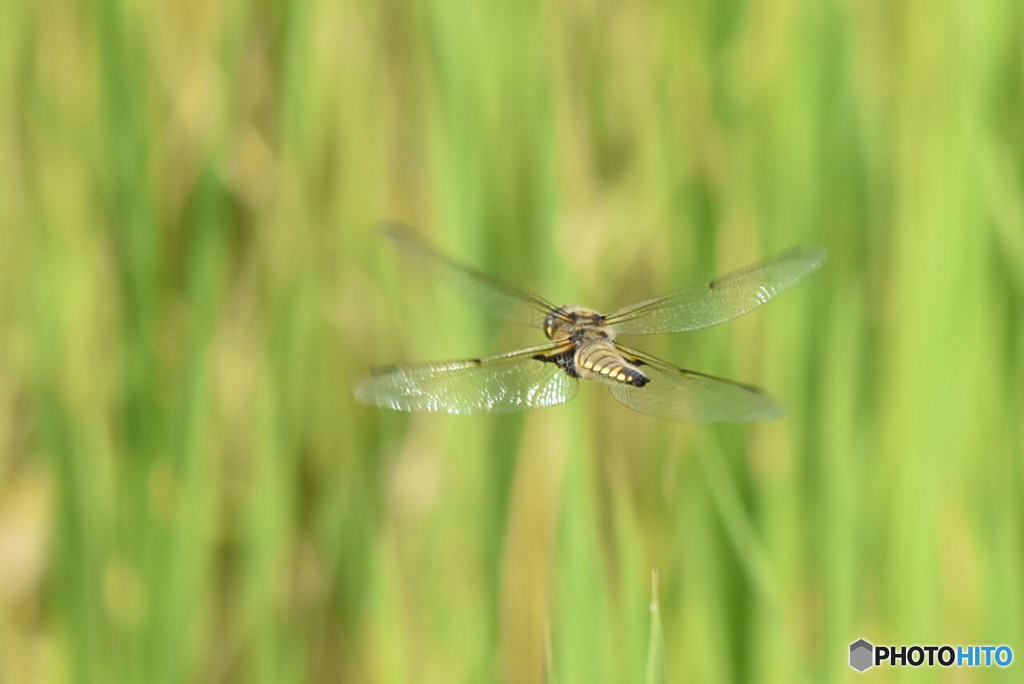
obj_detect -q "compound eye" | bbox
[543,313,555,339]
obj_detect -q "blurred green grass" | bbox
[1,0,1022,682]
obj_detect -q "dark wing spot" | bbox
[532,347,579,378]
[633,374,650,387]
[708,280,716,290]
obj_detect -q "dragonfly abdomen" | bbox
[575,343,649,386]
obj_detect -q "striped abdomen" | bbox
[575,342,649,386]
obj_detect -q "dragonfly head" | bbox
[543,311,564,340]
[545,306,610,341]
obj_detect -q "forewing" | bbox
[353,344,578,415]
[599,344,783,422]
[380,222,563,328]
[605,247,825,334]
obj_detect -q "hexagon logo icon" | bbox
[849,639,874,672]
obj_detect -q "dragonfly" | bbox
[354,224,825,422]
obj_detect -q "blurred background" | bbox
[2,0,1022,682]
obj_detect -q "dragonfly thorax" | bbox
[543,305,613,342]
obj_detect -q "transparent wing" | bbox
[380,222,565,328]
[599,343,783,422]
[605,247,826,335]
[353,344,578,415]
